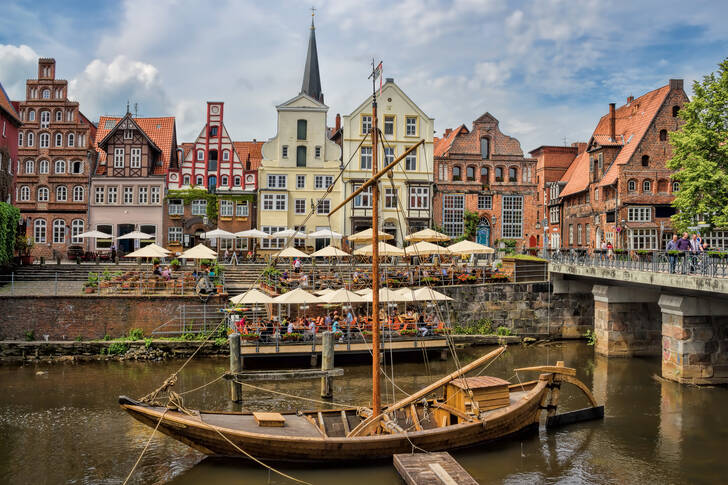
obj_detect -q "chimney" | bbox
[444,128,452,137]
[335,113,341,131]
[627,95,634,104]
[609,103,616,142]
[669,79,683,90]
[253,138,257,143]
[571,142,587,154]
[386,77,394,84]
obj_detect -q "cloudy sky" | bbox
[1,0,726,153]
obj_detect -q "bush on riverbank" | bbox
[452,318,515,336]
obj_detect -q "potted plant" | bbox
[399,329,418,337]
[170,259,181,270]
[240,332,260,341]
[282,332,303,342]
[15,235,35,265]
[84,273,98,293]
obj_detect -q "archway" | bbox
[476,217,491,246]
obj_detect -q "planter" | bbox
[84,287,95,294]
[20,255,34,265]
[216,285,224,294]
[501,257,547,282]
[240,334,260,341]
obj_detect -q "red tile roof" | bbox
[94,116,176,175]
[434,125,468,157]
[233,141,263,170]
[0,81,21,125]
[558,151,590,197]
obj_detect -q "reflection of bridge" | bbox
[548,251,728,386]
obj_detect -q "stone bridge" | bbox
[550,262,728,386]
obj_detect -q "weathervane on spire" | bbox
[311,6,316,27]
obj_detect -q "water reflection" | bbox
[0,342,727,484]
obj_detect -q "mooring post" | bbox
[320,331,334,398]
[229,332,242,402]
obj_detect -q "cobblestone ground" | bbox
[0,280,84,296]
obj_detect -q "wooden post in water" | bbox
[229,332,242,402]
[321,331,334,398]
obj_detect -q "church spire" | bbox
[300,9,323,103]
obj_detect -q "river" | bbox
[1,342,727,484]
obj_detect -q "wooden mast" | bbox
[370,60,381,416]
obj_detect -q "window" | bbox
[405,150,416,171]
[236,201,249,217]
[353,184,372,208]
[274,193,287,210]
[466,166,475,181]
[360,147,372,170]
[643,180,651,192]
[107,186,117,204]
[183,175,190,185]
[130,148,141,168]
[55,110,62,122]
[56,186,67,201]
[641,155,649,167]
[703,231,728,251]
[296,175,306,189]
[222,150,229,161]
[384,147,394,165]
[577,224,583,245]
[282,145,288,158]
[95,224,113,249]
[95,186,104,204]
[628,206,651,222]
[220,200,233,217]
[262,193,287,211]
[361,115,372,135]
[67,110,73,122]
[66,133,75,148]
[190,199,206,215]
[39,133,49,148]
[296,146,306,167]
[523,166,532,183]
[672,181,680,192]
[123,187,133,204]
[502,195,523,238]
[197,149,204,161]
[71,219,84,243]
[34,219,46,243]
[42,89,50,99]
[478,194,492,210]
[27,132,34,147]
[314,175,333,190]
[405,116,417,136]
[25,160,34,174]
[52,220,65,243]
[409,186,429,210]
[480,166,489,184]
[209,126,218,137]
[594,187,599,201]
[267,174,287,188]
[28,110,35,122]
[19,185,30,201]
[384,187,398,209]
[297,119,307,140]
[53,133,61,146]
[208,150,218,171]
[168,226,183,243]
[38,187,49,202]
[138,186,148,204]
[73,186,84,202]
[480,138,489,159]
[659,129,667,141]
[294,198,306,214]
[443,194,465,236]
[549,206,559,224]
[452,166,461,181]
[508,167,517,182]
[168,199,183,215]
[196,175,203,185]
[40,111,50,127]
[672,106,680,117]
[123,129,132,140]
[585,223,591,246]
[316,199,330,214]
[18,132,23,147]
[114,148,124,168]
[384,116,394,135]
[261,226,286,249]
[629,228,657,250]
[315,146,321,158]
[628,179,636,192]
[234,176,241,186]
[221,175,228,186]
[495,167,503,182]
[569,224,574,245]
[438,164,445,181]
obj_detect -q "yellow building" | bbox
[341,79,434,246]
[258,17,342,253]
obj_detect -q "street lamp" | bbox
[542,217,548,257]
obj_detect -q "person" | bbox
[418,313,428,336]
[307,318,316,340]
[286,319,294,334]
[690,234,702,253]
[676,232,692,273]
[223,247,231,264]
[293,257,301,273]
[600,240,608,261]
[702,241,710,252]
[606,241,614,260]
[161,265,171,280]
[666,234,679,273]
[110,244,117,263]
[153,263,162,277]
[324,313,332,330]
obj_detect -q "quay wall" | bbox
[0,295,227,341]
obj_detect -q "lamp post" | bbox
[542,217,548,257]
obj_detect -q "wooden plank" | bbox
[340,410,351,435]
[303,414,325,437]
[409,404,422,431]
[317,412,328,436]
[393,452,478,485]
[252,412,285,427]
[224,368,344,381]
[514,365,576,376]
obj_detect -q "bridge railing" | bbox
[545,248,728,277]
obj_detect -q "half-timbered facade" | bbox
[13,58,96,259]
[91,113,177,253]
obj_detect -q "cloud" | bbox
[0,44,39,97]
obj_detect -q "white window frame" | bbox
[353,184,372,208]
[168,226,183,243]
[168,199,183,215]
[54,159,65,174]
[405,116,417,136]
[220,200,233,217]
[314,175,333,190]
[123,186,133,204]
[629,228,657,250]
[71,219,84,243]
[191,199,207,215]
[34,219,46,243]
[442,194,464,237]
[19,185,30,201]
[261,226,286,250]
[477,194,492,210]
[107,186,118,204]
[56,185,67,202]
[25,159,34,174]
[130,148,141,168]
[267,174,287,189]
[360,147,372,170]
[138,186,148,204]
[274,193,287,211]
[294,198,306,215]
[316,199,330,215]
[52,219,65,243]
[73,186,84,202]
[95,186,105,204]
[627,206,651,222]
[361,115,372,135]
[55,132,62,147]
[405,149,416,171]
[502,195,523,239]
[384,187,397,209]
[282,145,288,158]
[67,133,74,147]
[197,149,204,161]
[39,159,47,173]
[409,186,429,210]
[114,148,124,168]
[235,201,249,217]
[223,150,230,161]
[39,133,49,148]
[296,175,306,189]
[38,187,49,202]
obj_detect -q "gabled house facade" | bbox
[341,78,434,246]
[91,113,177,253]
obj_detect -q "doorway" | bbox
[117,224,135,253]
[476,217,490,246]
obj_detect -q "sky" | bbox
[1,0,727,153]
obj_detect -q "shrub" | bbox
[103,334,112,341]
[214,337,228,347]
[25,330,35,341]
[496,326,512,336]
[170,259,181,268]
[128,328,144,340]
[144,338,153,349]
[584,329,597,346]
[108,342,129,355]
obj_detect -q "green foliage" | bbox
[75,336,83,342]
[165,189,254,224]
[214,337,228,347]
[152,258,160,265]
[103,334,112,341]
[107,342,129,355]
[262,265,282,284]
[496,326,512,336]
[144,338,153,349]
[510,254,546,262]
[25,330,35,341]
[0,203,21,265]
[85,273,99,288]
[584,329,597,346]
[453,318,493,335]
[128,328,144,340]
[667,58,728,232]
[463,210,479,239]
[170,259,181,267]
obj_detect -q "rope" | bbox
[233,379,359,409]
[122,409,168,485]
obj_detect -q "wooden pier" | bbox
[239,337,448,357]
[393,452,478,484]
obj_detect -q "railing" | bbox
[545,248,728,278]
[151,304,227,336]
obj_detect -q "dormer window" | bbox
[480,138,490,159]
[641,155,649,167]
[209,126,218,137]
[124,130,132,140]
[196,149,204,161]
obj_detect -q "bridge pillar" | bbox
[593,284,661,357]
[552,274,594,338]
[659,295,728,385]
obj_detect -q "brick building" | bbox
[0,81,21,203]
[13,58,96,259]
[433,113,538,248]
[554,79,689,250]
[165,101,261,251]
[91,112,177,254]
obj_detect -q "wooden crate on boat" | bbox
[446,376,510,417]
[253,412,286,427]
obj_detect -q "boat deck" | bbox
[201,413,323,437]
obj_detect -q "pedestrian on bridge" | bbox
[666,234,679,273]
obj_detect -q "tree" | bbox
[668,58,728,232]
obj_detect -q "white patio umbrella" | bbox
[271,288,321,304]
[276,247,310,258]
[308,228,343,239]
[180,243,217,259]
[355,288,372,296]
[353,241,405,257]
[234,229,271,239]
[347,228,394,242]
[413,287,453,302]
[77,230,113,239]
[393,287,416,302]
[124,243,171,258]
[229,288,275,305]
[405,228,451,242]
[201,228,235,239]
[447,240,495,255]
[315,288,335,296]
[272,229,306,239]
[116,230,154,240]
[404,241,452,256]
[319,288,366,304]
[310,245,350,258]
[360,288,409,303]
